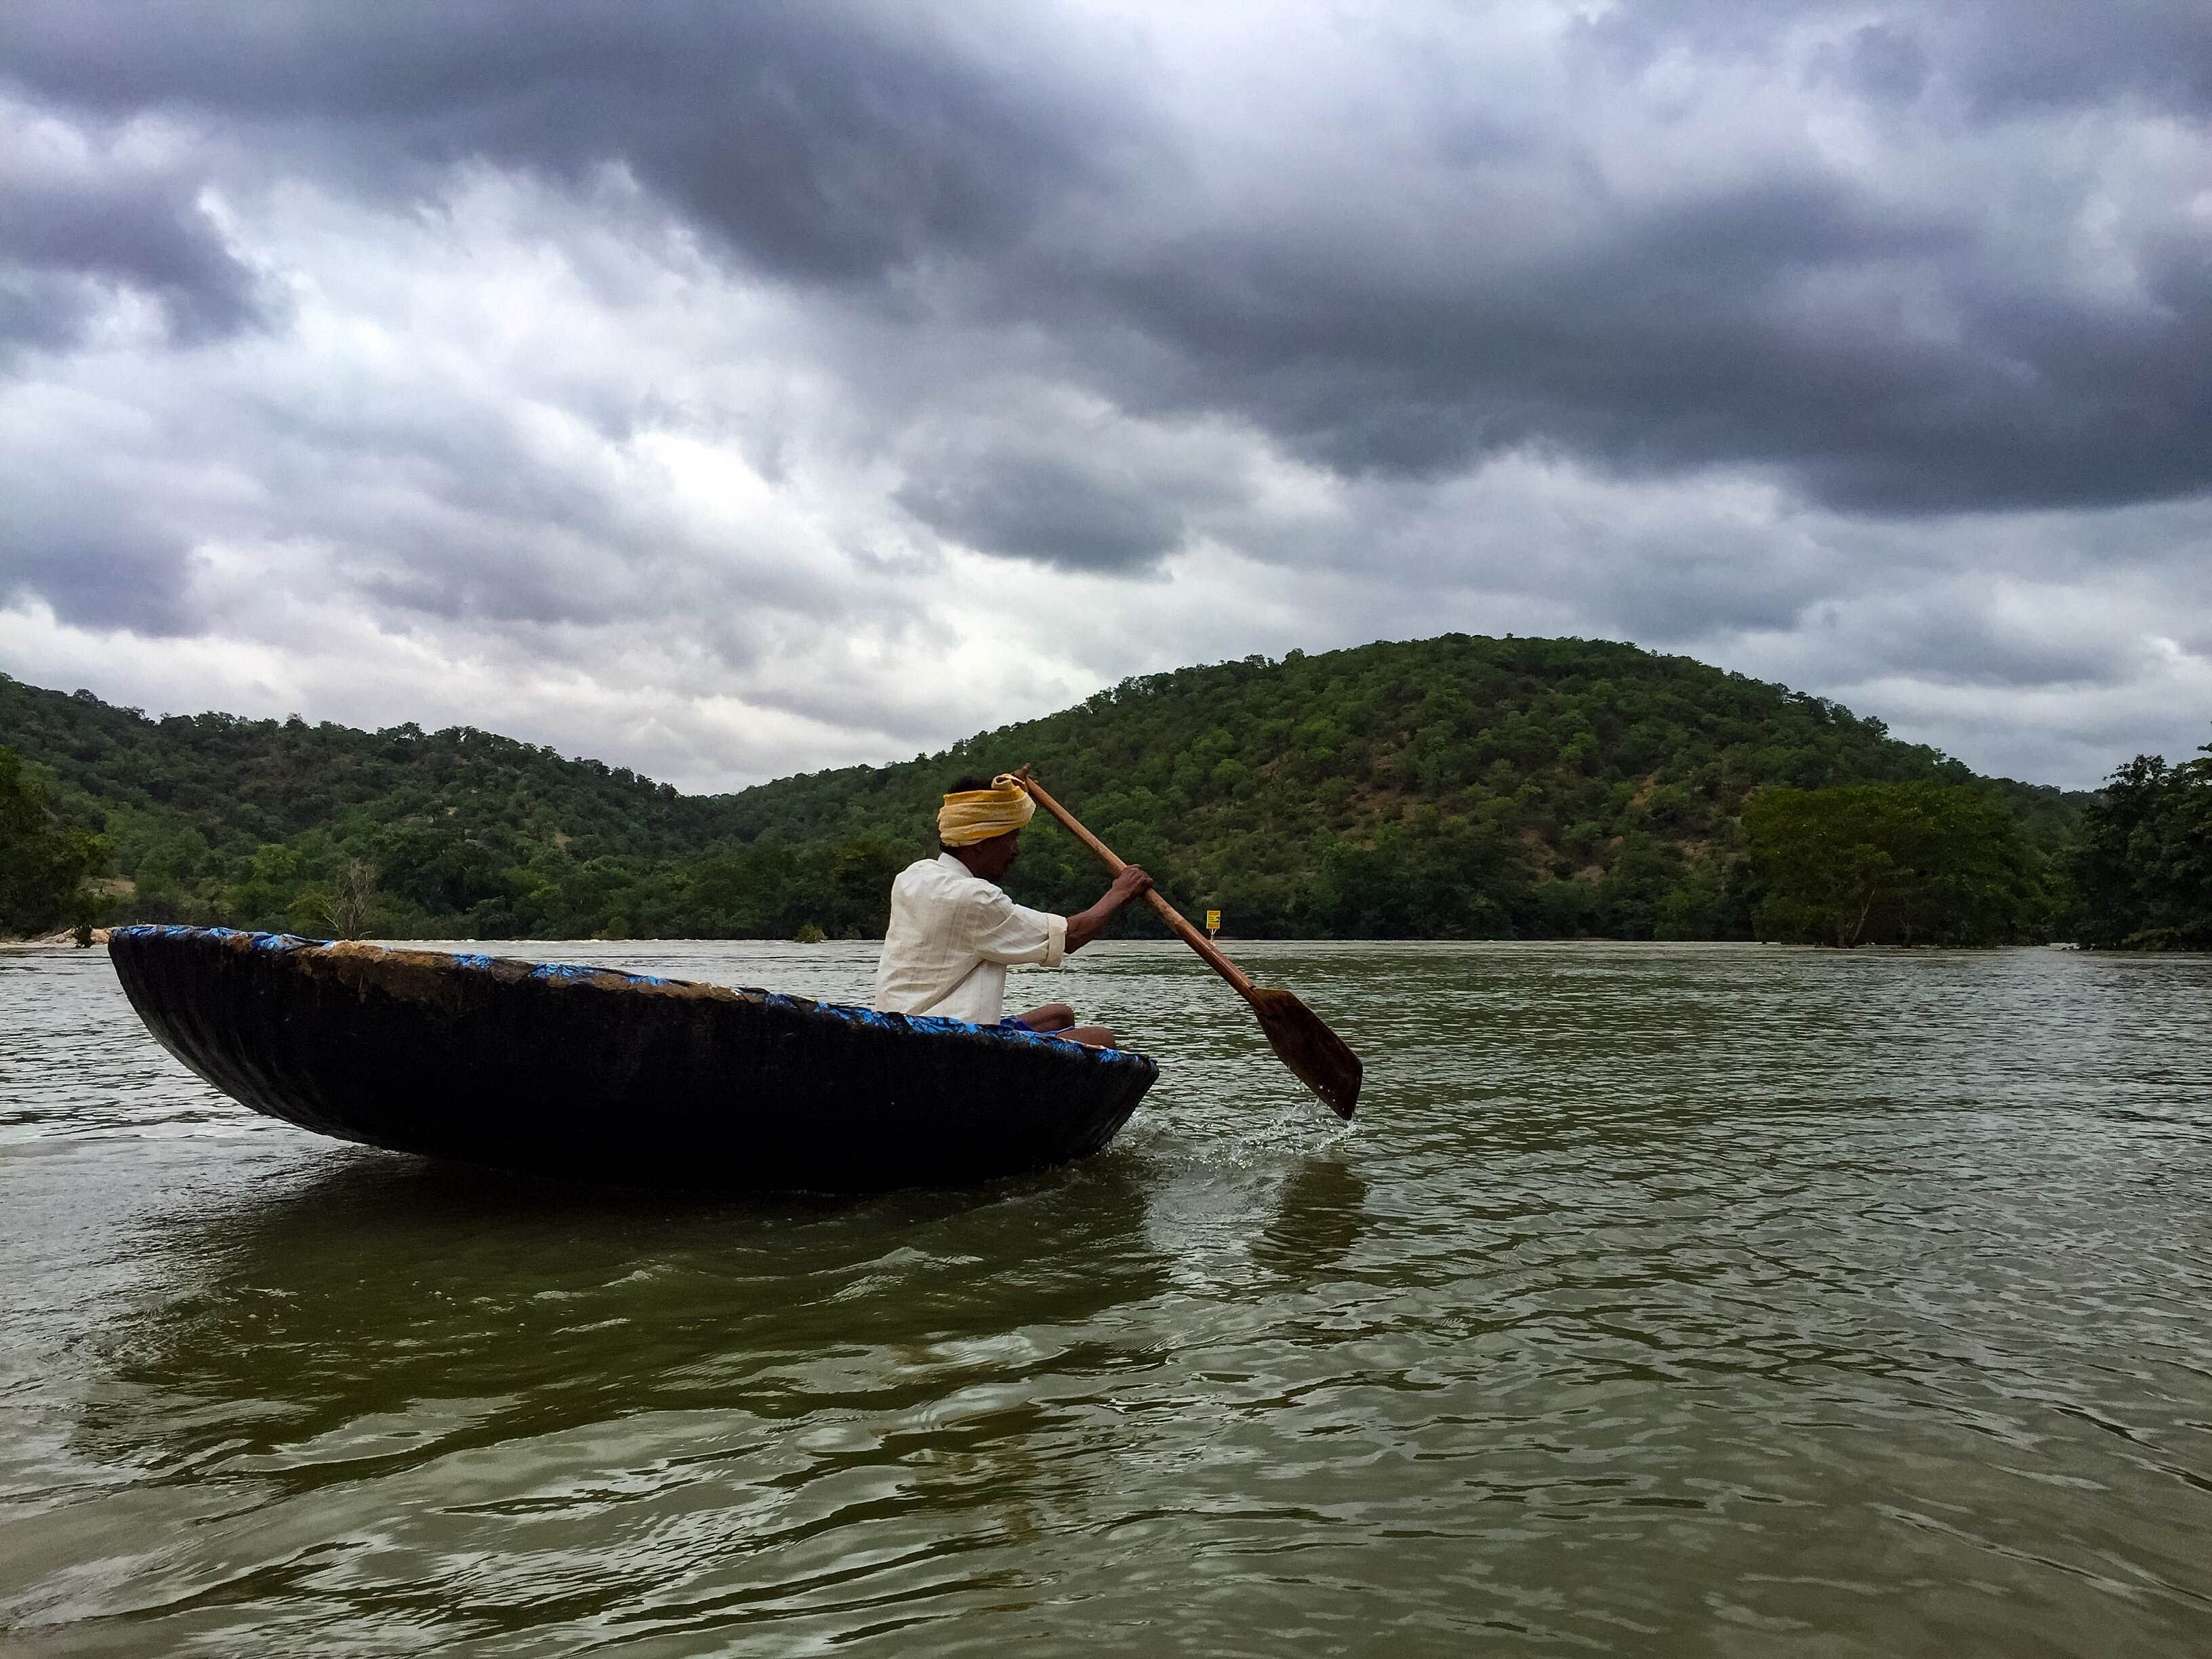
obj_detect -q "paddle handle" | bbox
[1016,769,1256,998]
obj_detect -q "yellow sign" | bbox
[1205,909,1221,936]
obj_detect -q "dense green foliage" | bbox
[707,637,2075,941]
[2064,744,2212,949]
[1,638,2090,941]
[1744,781,2049,946]
[0,746,102,937]
[0,674,746,937]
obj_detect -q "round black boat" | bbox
[108,926,1158,1191]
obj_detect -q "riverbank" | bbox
[3,928,109,947]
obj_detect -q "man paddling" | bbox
[873,773,1151,1044]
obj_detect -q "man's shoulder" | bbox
[897,855,1004,901]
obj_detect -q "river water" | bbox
[3,939,2209,1656]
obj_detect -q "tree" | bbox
[1744,781,2043,947]
[825,837,909,937]
[0,747,102,937]
[322,859,380,939]
[2066,742,2212,948]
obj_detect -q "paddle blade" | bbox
[1246,986,1362,1120]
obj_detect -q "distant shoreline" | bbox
[7,932,2126,952]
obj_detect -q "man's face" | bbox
[968,830,1021,880]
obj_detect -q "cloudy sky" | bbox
[3,1,2209,792]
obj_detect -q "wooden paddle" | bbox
[1016,768,1364,1120]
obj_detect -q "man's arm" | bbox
[1063,865,1152,954]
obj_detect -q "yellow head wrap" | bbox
[938,773,1036,846]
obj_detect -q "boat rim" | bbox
[108,925,1153,1063]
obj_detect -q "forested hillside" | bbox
[1,637,2087,940]
[710,636,2079,938]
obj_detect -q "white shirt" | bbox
[872,853,1067,1024]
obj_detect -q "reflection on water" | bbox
[1253,1158,1370,1279]
[97,1152,1170,1483]
[3,939,2211,1656]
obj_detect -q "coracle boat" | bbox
[108,926,1158,1191]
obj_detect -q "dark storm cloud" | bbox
[1830,24,1931,105]
[897,452,1185,573]
[5,0,2209,522]
[1811,600,2144,692]
[0,1,1113,287]
[0,133,270,347]
[0,504,195,634]
[1068,172,2009,492]
[1046,123,2212,512]
[0,270,101,354]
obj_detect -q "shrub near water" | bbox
[0,746,104,937]
[2065,743,2212,949]
[1744,781,2048,947]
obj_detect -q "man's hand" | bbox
[1109,865,1153,904]
[1065,865,1155,954]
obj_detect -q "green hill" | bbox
[0,636,2086,939]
